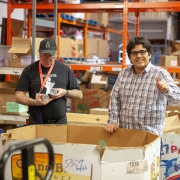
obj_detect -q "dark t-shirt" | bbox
[15,60,80,122]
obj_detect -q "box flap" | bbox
[67,124,157,147]
[163,115,180,133]
[6,125,37,140]
[8,47,30,54]
[2,124,159,148]
[91,74,108,85]
[166,106,180,112]
[8,37,31,54]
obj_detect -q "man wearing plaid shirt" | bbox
[105,37,180,136]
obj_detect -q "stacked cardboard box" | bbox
[0,82,27,115]
[71,89,111,113]
[8,37,44,68]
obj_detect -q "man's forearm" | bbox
[15,91,35,106]
[68,89,83,99]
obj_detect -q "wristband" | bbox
[64,90,69,99]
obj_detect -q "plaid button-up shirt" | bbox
[108,62,180,135]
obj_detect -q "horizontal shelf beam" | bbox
[0,67,24,75]
[9,2,180,13]
[1,66,180,73]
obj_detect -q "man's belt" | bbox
[47,120,56,124]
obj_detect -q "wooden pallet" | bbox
[67,112,108,125]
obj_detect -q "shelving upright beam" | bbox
[31,0,57,62]
[122,0,128,69]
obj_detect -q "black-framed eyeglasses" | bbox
[130,50,148,57]
[40,54,56,60]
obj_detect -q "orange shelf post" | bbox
[122,0,128,69]
[135,9,140,37]
[84,13,88,58]
[57,13,61,60]
[27,12,31,38]
[7,0,11,45]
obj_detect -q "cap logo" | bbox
[46,42,50,48]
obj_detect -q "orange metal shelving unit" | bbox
[6,0,180,73]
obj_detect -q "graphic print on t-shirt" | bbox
[44,77,55,95]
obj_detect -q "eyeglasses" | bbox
[130,50,148,57]
[40,54,56,60]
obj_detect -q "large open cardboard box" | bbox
[1,124,160,180]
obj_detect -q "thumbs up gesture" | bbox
[156,77,169,93]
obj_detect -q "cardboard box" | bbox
[8,37,43,68]
[90,108,108,115]
[59,38,83,58]
[87,38,98,57]
[71,89,111,113]
[2,124,160,180]
[91,74,108,90]
[75,39,84,58]
[172,41,180,51]
[161,115,180,179]
[97,39,108,58]
[0,82,27,115]
[163,115,180,133]
[59,37,72,57]
[160,55,178,66]
[98,13,108,26]
[88,13,108,26]
[161,133,180,180]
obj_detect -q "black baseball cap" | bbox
[39,38,57,55]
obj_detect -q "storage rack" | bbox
[6,1,180,71]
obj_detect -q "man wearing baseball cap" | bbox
[15,38,83,125]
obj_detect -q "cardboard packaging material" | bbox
[59,38,84,58]
[97,39,108,58]
[172,41,180,51]
[0,82,27,115]
[160,55,178,66]
[81,71,93,83]
[163,115,180,133]
[90,108,108,115]
[91,74,108,90]
[8,37,44,68]
[1,124,160,180]
[71,89,111,113]
[88,13,108,26]
[161,134,180,180]
[87,38,98,57]
[161,115,180,179]
[166,106,180,118]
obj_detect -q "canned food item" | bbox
[50,88,58,95]
[42,94,49,102]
